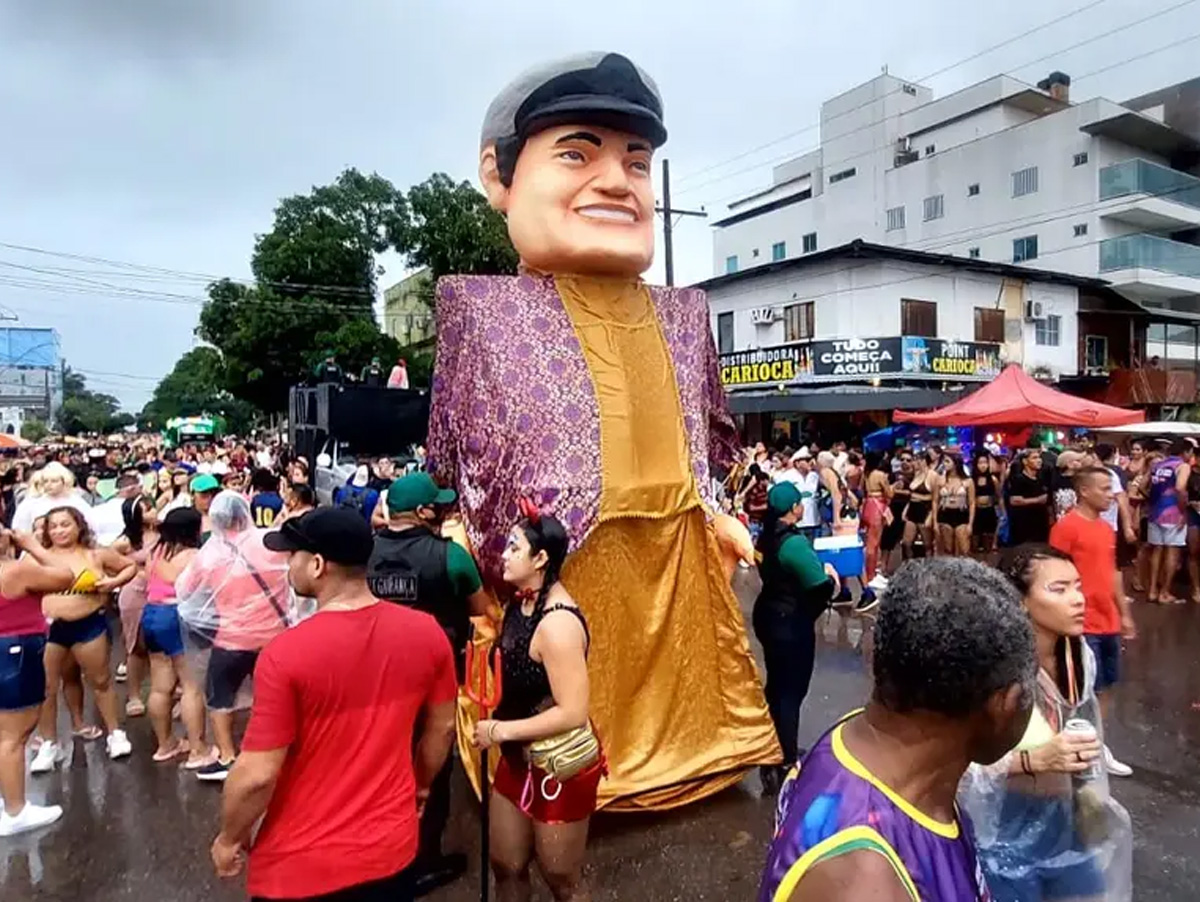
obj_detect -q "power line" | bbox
[675,6,1200,208]
[671,0,1116,189]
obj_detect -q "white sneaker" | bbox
[106,730,132,760]
[867,573,890,591]
[1104,746,1133,777]
[0,802,63,837]
[30,741,64,774]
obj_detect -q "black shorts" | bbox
[939,508,969,528]
[974,506,998,536]
[206,647,260,711]
[905,501,931,525]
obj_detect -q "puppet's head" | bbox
[479,53,666,279]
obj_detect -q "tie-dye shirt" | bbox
[759,714,993,902]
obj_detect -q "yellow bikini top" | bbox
[64,569,100,595]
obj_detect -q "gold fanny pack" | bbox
[525,723,601,782]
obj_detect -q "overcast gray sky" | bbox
[0,0,1196,410]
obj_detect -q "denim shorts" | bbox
[1148,521,1187,547]
[141,604,185,657]
[1086,633,1121,691]
[0,634,47,712]
[47,609,109,648]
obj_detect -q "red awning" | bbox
[894,364,1146,427]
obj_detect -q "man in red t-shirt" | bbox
[1050,466,1137,778]
[211,508,458,901]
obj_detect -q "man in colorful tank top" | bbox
[1145,439,1192,603]
[760,558,1037,901]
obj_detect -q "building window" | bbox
[784,302,815,342]
[725,255,738,274]
[974,307,1005,344]
[925,144,936,156]
[968,183,980,197]
[886,206,906,231]
[923,194,945,222]
[1035,314,1061,347]
[802,232,818,254]
[717,312,734,355]
[902,298,938,338]
[1085,335,1108,371]
[752,248,760,258]
[1013,235,1039,263]
[772,241,786,261]
[1073,152,1089,167]
[968,247,981,259]
[829,167,857,184]
[1073,223,1088,237]
[1012,166,1039,197]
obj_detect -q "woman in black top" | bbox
[972,450,1002,554]
[474,509,597,902]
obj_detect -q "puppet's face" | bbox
[482,124,655,278]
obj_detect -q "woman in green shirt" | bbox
[753,482,841,794]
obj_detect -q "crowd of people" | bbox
[0,426,1167,900]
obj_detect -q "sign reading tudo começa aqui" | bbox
[719,337,1001,388]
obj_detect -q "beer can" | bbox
[1064,717,1101,781]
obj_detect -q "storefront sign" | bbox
[719,345,811,387]
[901,337,1002,378]
[811,338,902,378]
[719,337,1000,388]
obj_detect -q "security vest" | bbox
[367,526,468,670]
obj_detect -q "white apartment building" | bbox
[712,71,1200,314]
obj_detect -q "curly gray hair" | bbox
[873,558,1036,718]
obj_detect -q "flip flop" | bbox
[152,742,188,763]
[183,748,219,771]
[72,725,103,741]
[125,699,146,717]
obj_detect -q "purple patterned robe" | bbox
[427,272,739,583]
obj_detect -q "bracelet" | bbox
[487,721,500,744]
[1019,749,1034,776]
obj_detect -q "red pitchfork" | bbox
[465,638,502,902]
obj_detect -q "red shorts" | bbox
[493,752,603,824]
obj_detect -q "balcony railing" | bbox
[1099,159,1200,211]
[1099,234,1200,278]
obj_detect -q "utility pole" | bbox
[656,158,707,287]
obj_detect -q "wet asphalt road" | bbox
[4,571,1200,901]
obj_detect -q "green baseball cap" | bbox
[387,472,456,514]
[767,482,803,516]
[190,473,221,493]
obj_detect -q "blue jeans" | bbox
[0,634,46,711]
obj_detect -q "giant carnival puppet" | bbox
[429,52,780,811]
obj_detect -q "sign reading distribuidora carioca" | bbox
[718,337,1000,388]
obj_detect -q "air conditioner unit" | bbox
[750,307,781,325]
[1024,300,1045,320]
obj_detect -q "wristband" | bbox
[488,721,500,744]
[1019,749,1034,776]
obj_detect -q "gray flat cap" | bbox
[480,52,667,152]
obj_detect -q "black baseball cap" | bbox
[482,52,667,155]
[264,508,374,567]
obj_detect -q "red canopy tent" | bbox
[894,364,1145,427]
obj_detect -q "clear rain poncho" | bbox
[176,491,298,710]
[958,637,1132,902]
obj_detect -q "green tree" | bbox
[199,168,407,413]
[55,365,128,435]
[399,173,518,307]
[141,346,258,434]
[22,417,49,443]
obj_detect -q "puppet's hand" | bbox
[714,513,755,582]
